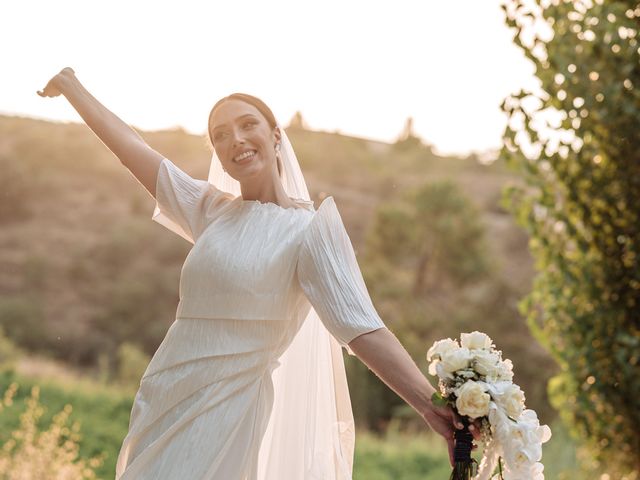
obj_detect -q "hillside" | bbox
[0,114,552,415]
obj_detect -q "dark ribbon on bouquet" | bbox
[449,417,478,480]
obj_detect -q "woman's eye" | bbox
[214,132,228,140]
[243,121,256,129]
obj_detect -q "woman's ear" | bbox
[273,126,282,147]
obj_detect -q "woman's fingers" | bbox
[37,67,75,98]
[451,409,464,429]
[447,436,455,466]
[36,78,58,97]
[36,86,51,97]
[451,412,482,442]
[469,419,483,441]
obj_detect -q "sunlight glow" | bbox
[2,0,534,157]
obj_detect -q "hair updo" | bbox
[207,93,282,177]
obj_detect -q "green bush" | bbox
[0,295,48,351]
[116,342,150,388]
[0,326,21,372]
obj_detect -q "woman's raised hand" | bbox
[37,67,76,98]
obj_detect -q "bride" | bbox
[38,67,480,479]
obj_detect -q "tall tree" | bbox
[500,0,640,476]
[369,181,489,298]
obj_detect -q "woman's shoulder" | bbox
[300,196,341,236]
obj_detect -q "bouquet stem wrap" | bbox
[450,418,478,479]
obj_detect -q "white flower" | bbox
[460,331,494,350]
[441,347,472,374]
[495,384,526,420]
[504,451,536,479]
[520,409,553,444]
[497,358,515,382]
[435,362,454,382]
[505,421,542,462]
[487,401,511,436]
[426,338,459,362]
[472,349,501,376]
[502,435,539,479]
[454,380,490,419]
[488,404,551,479]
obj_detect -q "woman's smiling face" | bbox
[209,99,281,181]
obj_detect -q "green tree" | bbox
[350,181,491,430]
[368,181,490,299]
[500,0,640,476]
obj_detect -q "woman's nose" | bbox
[231,128,246,146]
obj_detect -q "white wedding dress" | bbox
[115,158,386,479]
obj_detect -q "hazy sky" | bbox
[2,0,538,157]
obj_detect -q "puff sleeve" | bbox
[296,196,386,355]
[151,157,231,244]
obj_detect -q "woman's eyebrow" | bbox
[212,114,257,132]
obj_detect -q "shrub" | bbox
[0,383,104,479]
[0,326,21,372]
[116,342,150,388]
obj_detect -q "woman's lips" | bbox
[234,150,257,164]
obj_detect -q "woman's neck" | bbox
[239,171,300,209]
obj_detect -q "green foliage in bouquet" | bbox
[499,0,640,477]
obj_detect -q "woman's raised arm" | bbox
[37,67,162,197]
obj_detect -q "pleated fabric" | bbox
[115,158,386,479]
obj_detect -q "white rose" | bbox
[472,349,500,376]
[454,381,490,419]
[495,384,525,420]
[460,331,493,350]
[426,338,459,362]
[429,360,456,382]
[496,358,514,382]
[441,347,472,374]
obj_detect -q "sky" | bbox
[2,0,539,157]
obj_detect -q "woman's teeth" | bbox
[234,151,256,163]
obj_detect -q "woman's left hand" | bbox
[422,402,482,466]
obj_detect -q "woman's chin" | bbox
[234,163,266,179]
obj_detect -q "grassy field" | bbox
[0,365,579,480]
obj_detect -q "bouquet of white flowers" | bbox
[427,331,552,480]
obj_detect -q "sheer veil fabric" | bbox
[151,125,358,478]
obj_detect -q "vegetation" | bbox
[500,0,640,477]
[0,382,104,479]
[0,369,131,479]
